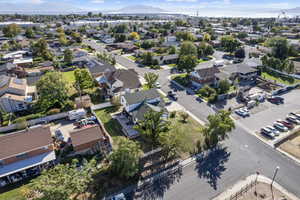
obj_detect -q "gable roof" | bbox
[70,125,105,148]
[86,57,116,77]
[222,63,258,75]
[195,67,220,78]
[123,88,160,105]
[0,126,53,160]
[131,101,165,122]
[0,63,16,72]
[111,69,141,90]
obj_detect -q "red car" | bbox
[277,120,294,129]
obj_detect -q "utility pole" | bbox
[271,166,280,189]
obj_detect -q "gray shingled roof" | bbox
[222,63,258,75]
[0,63,16,72]
[123,89,160,105]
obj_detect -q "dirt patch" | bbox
[239,182,292,200]
[279,131,300,160]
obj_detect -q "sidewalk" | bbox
[213,174,300,200]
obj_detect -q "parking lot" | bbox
[235,90,300,135]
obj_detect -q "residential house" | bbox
[69,125,109,155]
[120,89,167,124]
[0,63,16,75]
[221,63,259,81]
[152,54,179,65]
[0,126,56,184]
[96,69,141,96]
[86,57,116,78]
[190,67,220,88]
[0,75,36,112]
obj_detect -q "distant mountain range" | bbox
[283,7,300,14]
[114,5,167,14]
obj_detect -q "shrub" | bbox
[47,108,61,115]
[170,111,177,118]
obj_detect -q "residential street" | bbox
[85,39,300,200]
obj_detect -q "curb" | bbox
[213,174,300,200]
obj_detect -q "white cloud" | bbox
[166,0,197,2]
[91,0,105,3]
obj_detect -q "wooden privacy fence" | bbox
[226,180,257,200]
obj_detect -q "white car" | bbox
[290,112,300,120]
[155,82,161,88]
[261,127,275,139]
[286,116,300,124]
[266,126,280,136]
[273,122,288,132]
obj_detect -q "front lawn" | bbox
[171,73,190,87]
[127,55,137,61]
[261,72,300,86]
[168,114,204,159]
[0,188,25,200]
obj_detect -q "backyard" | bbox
[261,72,300,86]
[171,73,190,87]
[61,71,77,96]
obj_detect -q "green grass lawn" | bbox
[61,71,77,96]
[168,64,177,68]
[169,115,204,159]
[127,55,137,61]
[94,107,152,153]
[0,187,25,200]
[261,72,300,86]
[171,73,190,87]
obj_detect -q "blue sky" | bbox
[0,0,299,16]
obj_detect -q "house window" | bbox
[16,153,28,159]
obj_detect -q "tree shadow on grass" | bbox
[195,145,230,190]
[135,166,183,200]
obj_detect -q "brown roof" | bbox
[195,67,220,78]
[9,77,27,91]
[0,126,53,160]
[1,93,25,101]
[70,125,105,147]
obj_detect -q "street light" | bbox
[271,166,280,189]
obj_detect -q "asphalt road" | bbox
[84,39,300,200]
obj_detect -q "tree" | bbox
[169,45,176,54]
[135,110,169,145]
[109,138,141,179]
[159,130,185,159]
[36,72,69,111]
[266,37,289,60]
[74,68,95,91]
[234,48,246,58]
[285,60,295,74]
[114,34,127,42]
[198,85,217,103]
[179,41,197,57]
[197,42,214,58]
[202,110,235,147]
[203,33,211,42]
[144,72,158,89]
[141,40,155,49]
[141,52,154,66]
[63,48,73,64]
[175,31,196,41]
[28,159,97,200]
[25,28,35,38]
[31,38,53,60]
[220,35,240,53]
[59,33,68,46]
[218,79,231,94]
[177,55,197,73]
[178,111,189,123]
[129,32,140,40]
[71,31,82,43]
[3,23,21,37]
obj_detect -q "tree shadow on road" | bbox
[195,145,230,190]
[135,166,183,200]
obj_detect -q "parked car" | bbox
[273,122,288,132]
[235,108,250,117]
[167,91,178,101]
[268,96,284,104]
[290,112,300,120]
[266,126,280,136]
[261,127,275,139]
[277,120,294,129]
[55,129,64,141]
[109,193,126,200]
[155,82,161,88]
[286,116,300,124]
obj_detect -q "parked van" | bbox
[68,109,86,120]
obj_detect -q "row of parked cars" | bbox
[261,112,300,139]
